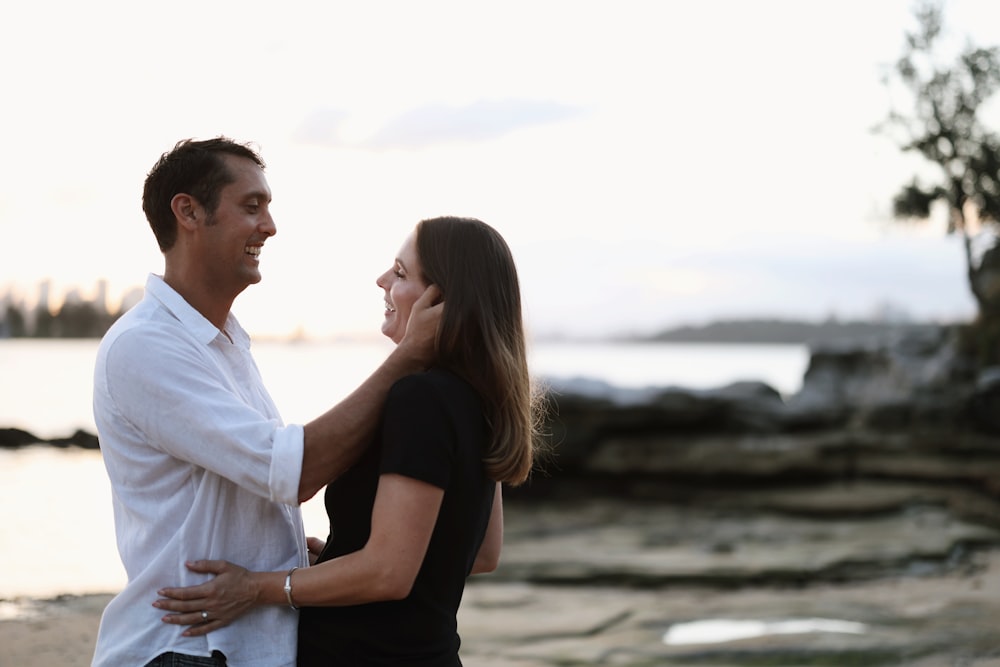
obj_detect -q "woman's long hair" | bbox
[415,216,545,486]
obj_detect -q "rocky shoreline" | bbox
[5,491,1000,666]
[6,325,1000,664]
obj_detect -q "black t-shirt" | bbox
[297,369,495,667]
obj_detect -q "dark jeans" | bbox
[143,651,228,667]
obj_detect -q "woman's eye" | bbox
[394,270,405,279]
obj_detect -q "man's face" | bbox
[199,156,276,296]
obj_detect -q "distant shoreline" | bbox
[1,317,956,346]
[621,318,948,346]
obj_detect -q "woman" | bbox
[155,216,545,666]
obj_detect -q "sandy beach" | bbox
[0,593,110,666]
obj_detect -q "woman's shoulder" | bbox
[389,368,478,404]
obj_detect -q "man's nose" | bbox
[260,211,277,236]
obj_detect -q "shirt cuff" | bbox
[269,423,305,505]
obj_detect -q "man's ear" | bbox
[171,193,201,230]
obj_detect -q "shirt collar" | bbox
[144,274,250,347]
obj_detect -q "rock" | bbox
[516,323,1000,502]
[786,326,971,430]
[0,428,99,450]
[708,380,787,432]
[507,319,1000,664]
[457,491,1000,666]
[0,428,44,448]
[47,429,100,450]
[971,365,1000,433]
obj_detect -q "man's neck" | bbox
[162,270,235,331]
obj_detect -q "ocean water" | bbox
[0,338,809,599]
[0,338,809,439]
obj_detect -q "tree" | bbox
[878,1,1000,320]
[2,304,26,337]
[54,300,104,338]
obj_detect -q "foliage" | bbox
[878,1,1000,363]
[878,0,1000,326]
[0,299,120,338]
[957,313,1000,367]
[3,305,27,337]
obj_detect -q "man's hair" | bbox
[142,137,265,251]
[414,216,546,485]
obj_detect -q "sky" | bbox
[3,0,1000,340]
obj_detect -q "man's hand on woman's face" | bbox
[400,284,443,367]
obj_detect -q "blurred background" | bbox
[6,1,1000,663]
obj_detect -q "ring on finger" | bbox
[201,610,209,620]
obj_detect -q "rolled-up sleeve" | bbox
[270,423,304,504]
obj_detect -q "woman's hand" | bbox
[307,536,327,565]
[154,560,260,637]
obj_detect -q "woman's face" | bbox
[376,231,428,344]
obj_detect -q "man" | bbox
[91,137,440,667]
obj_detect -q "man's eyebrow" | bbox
[242,190,271,202]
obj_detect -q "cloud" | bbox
[291,107,352,146]
[293,99,585,150]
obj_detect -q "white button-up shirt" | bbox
[92,275,307,667]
